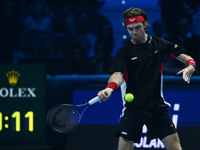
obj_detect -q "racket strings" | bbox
[47,105,81,133]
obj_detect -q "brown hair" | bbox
[123,7,150,30]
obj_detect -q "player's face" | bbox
[126,22,146,42]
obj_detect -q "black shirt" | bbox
[109,36,185,110]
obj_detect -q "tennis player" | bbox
[97,7,196,150]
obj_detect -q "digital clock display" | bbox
[0,64,46,147]
[0,111,34,132]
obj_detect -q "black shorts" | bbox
[115,106,177,143]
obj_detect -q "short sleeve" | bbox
[109,44,129,73]
[160,38,185,57]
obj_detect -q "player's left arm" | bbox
[176,53,196,83]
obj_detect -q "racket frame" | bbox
[47,96,99,133]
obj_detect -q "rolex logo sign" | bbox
[6,70,20,86]
[0,64,45,99]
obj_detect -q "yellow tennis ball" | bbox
[124,93,134,102]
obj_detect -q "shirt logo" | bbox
[121,131,128,135]
[154,50,158,54]
[131,57,138,60]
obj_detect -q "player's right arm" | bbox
[98,72,123,103]
[176,53,196,83]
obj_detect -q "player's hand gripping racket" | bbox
[47,96,101,133]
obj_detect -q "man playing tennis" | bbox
[97,7,196,150]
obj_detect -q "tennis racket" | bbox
[47,96,101,133]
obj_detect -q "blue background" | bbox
[72,88,200,126]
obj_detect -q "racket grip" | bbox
[88,96,99,105]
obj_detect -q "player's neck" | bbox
[131,33,148,44]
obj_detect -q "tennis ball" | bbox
[124,93,134,102]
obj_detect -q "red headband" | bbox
[124,16,145,25]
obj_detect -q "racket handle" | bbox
[88,96,99,105]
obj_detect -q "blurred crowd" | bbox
[0,0,113,74]
[155,0,200,75]
[0,0,199,75]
